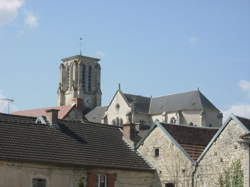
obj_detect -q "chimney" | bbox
[45,109,59,124]
[72,98,83,111]
[123,123,137,143]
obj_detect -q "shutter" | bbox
[87,172,96,187]
[107,173,117,187]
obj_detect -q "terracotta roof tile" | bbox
[12,105,76,119]
[161,123,218,161]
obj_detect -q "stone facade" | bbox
[98,89,222,128]
[57,55,102,114]
[0,161,155,187]
[138,127,194,187]
[195,119,249,187]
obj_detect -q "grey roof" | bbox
[123,93,151,113]
[0,113,153,171]
[149,90,220,114]
[85,106,107,123]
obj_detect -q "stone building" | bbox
[136,114,250,187]
[86,88,223,128]
[57,55,102,114]
[136,122,218,187]
[0,112,156,187]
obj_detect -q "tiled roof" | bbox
[236,115,250,131]
[0,113,152,171]
[12,105,76,119]
[161,123,218,161]
[85,106,107,123]
[149,90,220,114]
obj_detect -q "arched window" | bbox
[88,66,92,92]
[82,64,86,89]
[170,117,176,124]
[120,118,123,126]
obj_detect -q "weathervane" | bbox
[80,37,83,55]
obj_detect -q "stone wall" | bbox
[138,127,194,187]
[195,119,249,187]
[0,161,155,187]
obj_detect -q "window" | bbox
[88,66,92,92]
[165,183,175,187]
[170,117,176,124]
[82,64,86,89]
[32,178,46,187]
[154,148,159,157]
[115,103,120,111]
[96,174,107,187]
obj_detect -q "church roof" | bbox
[123,93,151,113]
[12,105,76,119]
[149,90,220,114]
[0,113,153,171]
[85,106,107,123]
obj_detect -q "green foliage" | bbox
[218,160,243,187]
[78,177,86,187]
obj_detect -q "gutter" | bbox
[191,162,198,187]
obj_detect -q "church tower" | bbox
[57,55,101,114]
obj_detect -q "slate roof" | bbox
[85,106,107,123]
[0,113,152,171]
[12,105,76,119]
[123,93,150,113]
[236,116,250,131]
[161,123,218,161]
[149,90,220,114]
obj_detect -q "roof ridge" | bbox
[152,90,198,99]
[160,123,219,130]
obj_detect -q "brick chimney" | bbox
[72,98,83,111]
[123,123,137,145]
[45,109,59,124]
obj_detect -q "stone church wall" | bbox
[105,91,131,125]
[195,119,249,187]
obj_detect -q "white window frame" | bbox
[97,174,107,187]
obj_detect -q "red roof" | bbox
[161,123,218,161]
[12,105,76,119]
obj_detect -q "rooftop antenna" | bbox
[0,98,14,114]
[80,37,83,55]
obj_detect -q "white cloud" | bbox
[223,104,250,120]
[188,36,199,45]
[0,90,18,113]
[223,80,250,120]
[96,50,105,58]
[0,0,23,26]
[239,80,250,97]
[25,12,38,27]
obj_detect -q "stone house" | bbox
[86,88,223,128]
[136,114,250,187]
[194,114,250,187]
[0,111,156,187]
[136,122,218,187]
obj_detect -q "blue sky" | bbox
[0,0,250,118]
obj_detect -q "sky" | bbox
[0,0,249,120]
